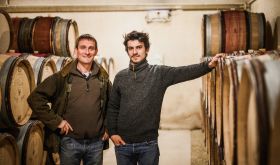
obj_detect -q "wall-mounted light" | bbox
[145,10,171,23]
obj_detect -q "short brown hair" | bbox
[75,34,98,48]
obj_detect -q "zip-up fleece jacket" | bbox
[27,60,111,152]
[107,59,212,143]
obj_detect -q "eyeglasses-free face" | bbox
[127,40,149,64]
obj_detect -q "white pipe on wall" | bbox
[0,3,246,13]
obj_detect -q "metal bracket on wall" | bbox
[245,0,257,11]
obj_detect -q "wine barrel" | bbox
[18,17,38,53]
[200,61,209,155]
[202,11,266,56]
[222,55,251,165]
[215,58,224,147]
[0,133,20,165]
[0,55,35,127]
[0,9,13,53]
[205,61,217,164]
[263,59,280,165]
[24,55,57,85]
[0,82,2,111]
[52,17,78,57]
[202,13,222,57]
[276,17,280,50]
[222,10,247,53]
[237,54,279,165]
[10,17,25,53]
[247,12,266,50]
[49,55,73,71]
[208,69,216,130]
[268,95,280,165]
[16,120,44,165]
[32,17,55,53]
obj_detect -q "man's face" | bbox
[75,39,98,65]
[127,40,149,64]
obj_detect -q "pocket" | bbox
[115,145,130,155]
[146,140,158,146]
[61,137,75,150]
[88,140,104,152]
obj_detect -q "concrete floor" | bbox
[103,130,193,165]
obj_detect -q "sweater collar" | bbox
[129,59,148,72]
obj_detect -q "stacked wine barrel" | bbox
[0,53,73,165]
[0,9,79,58]
[201,49,280,165]
[202,10,280,165]
[0,9,74,165]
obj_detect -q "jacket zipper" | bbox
[132,65,136,79]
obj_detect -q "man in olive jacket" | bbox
[27,34,111,165]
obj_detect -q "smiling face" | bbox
[75,39,98,65]
[127,40,149,64]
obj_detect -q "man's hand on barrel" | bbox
[208,53,224,68]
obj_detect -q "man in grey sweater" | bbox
[107,31,221,165]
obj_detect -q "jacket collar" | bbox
[61,59,99,77]
[129,59,148,72]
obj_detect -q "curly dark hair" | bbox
[123,31,150,52]
[75,34,98,49]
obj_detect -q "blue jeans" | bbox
[60,136,104,165]
[115,139,160,165]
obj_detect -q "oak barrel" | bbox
[24,55,57,85]
[18,17,38,53]
[237,53,279,165]
[49,55,73,71]
[222,55,251,165]
[10,17,25,53]
[276,17,280,50]
[52,17,78,57]
[0,55,35,127]
[0,133,20,165]
[202,11,266,56]
[16,120,44,165]
[32,17,55,53]
[0,9,13,54]
[202,13,222,57]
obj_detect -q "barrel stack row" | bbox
[1,10,76,165]
[201,50,280,165]
[0,53,72,165]
[202,9,280,165]
[0,9,79,58]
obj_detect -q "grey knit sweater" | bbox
[107,59,212,143]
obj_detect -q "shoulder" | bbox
[95,62,109,80]
[60,60,76,77]
[148,64,170,73]
[115,68,129,79]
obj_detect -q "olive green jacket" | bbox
[27,60,111,152]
